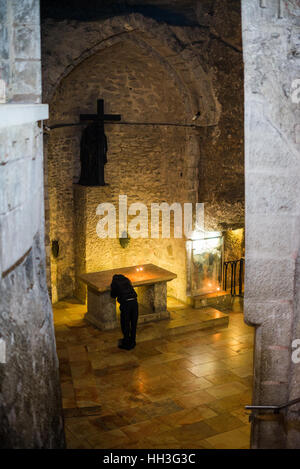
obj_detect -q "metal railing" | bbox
[223,257,244,296]
[245,398,300,422]
[246,397,300,414]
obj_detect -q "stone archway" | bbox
[42,13,220,124]
[42,13,221,303]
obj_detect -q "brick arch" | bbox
[42,13,220,126]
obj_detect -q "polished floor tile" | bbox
[203,427,250,449]
[53,297,254,449]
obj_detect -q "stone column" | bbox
[135,282,170,321]
[242,0,300,449]
[0,0,65,448]
[85,289,117,330]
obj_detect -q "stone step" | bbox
[135,306,229,343]
[53,298,229,350]
[138,308,170,324]
[191,290,233,309]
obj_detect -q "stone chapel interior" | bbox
[1,0,300,450]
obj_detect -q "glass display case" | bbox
[188,232,223,296]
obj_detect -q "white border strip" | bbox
[0,104,49,128]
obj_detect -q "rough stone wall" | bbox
[242,0,300,449]
[47,132,77,301]
[224,228,245,262]
[47,40,196,303]
[0,0,41,103]
[42,0,245,302]
[0,0,64,448]
[197,0,245,231]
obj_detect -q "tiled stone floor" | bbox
[53,297,254,449]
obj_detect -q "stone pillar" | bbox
[0,0,65,448]
[85,289,117,330]
[136,282,170,321]
[242,0,300,449]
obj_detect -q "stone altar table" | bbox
[78,264,177,330]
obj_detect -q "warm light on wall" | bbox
[231,228,244,241]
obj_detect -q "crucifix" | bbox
[78,99,121,186]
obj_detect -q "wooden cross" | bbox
[80,99,121,125]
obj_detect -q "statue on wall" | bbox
[78,123,108,186]
[78,99,121,187]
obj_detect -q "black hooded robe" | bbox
[79,123,107,186]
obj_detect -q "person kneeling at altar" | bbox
[110,274,139,350]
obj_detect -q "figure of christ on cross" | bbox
[78,99,121,186]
